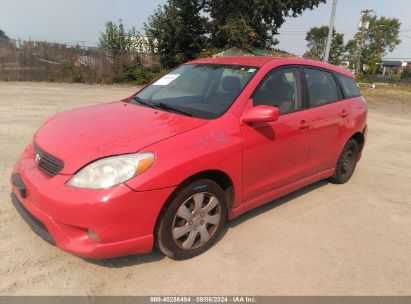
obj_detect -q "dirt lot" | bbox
[1,82,410,295]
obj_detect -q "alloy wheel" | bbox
[172,192,221,250]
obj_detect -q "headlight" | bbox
[67,153,154,189]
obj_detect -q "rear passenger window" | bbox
[305,68,339,107]
[253,68,301,114]
[336,74,361,98]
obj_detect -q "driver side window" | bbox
[253,67,301,114]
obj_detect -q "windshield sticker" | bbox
[153,74,180,86]
[248,68,256,73]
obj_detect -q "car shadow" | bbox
[85,179,329,267]
[83,248,165,268]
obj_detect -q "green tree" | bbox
[144,0,326,67]
[0,29,9,39]
[99,20,157,84]
[144,0,208,68]
[401,67,411,79]
[205,0,326,49]
[303,26,344,65]
[217,18,258,50]
[344,39,358,70]
[99,20,144,55]
[346,16,401,75]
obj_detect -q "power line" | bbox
[382,57,411,59]
[278,29,411,35]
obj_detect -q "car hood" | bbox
[34,102,208,174]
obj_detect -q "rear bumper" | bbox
[10,144,176,259]
[357,124,367,161]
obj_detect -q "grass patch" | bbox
[361,83,411,105]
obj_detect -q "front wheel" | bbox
[156,179,227,260]
[330,139,359,184]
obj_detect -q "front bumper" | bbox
[10,144,176,259]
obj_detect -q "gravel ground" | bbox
[0,81,410,295]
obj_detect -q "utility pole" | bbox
[324,0,338,62]
[355,9,374,78]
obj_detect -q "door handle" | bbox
[340,110,349,118]
[298,120,310,131]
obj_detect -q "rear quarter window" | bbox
[336,74,361,98]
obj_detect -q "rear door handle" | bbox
[298,120,310,131]
[340,110,349,118]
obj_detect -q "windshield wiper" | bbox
[131,96,157,109]
[132,97,192,117]
[151,102,193,117]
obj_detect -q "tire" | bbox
[330,139,359,184]
[156,179,228,260]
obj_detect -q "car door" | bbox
[300,67,349,175]
[241,66,312,202]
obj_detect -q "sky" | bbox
[1,0,410,60]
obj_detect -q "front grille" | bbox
[34,145,64,176]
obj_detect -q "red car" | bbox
[11,57,367,260]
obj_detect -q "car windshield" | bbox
[132,64,259,119]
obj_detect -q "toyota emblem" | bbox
[35,153,41,164]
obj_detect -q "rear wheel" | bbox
[330,139,359,184]
[156,179,227,260]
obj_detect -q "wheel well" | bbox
[177,170,235,208]
[351,132,364,152]
[159,170,234,217]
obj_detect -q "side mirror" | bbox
[241,105,280,124]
